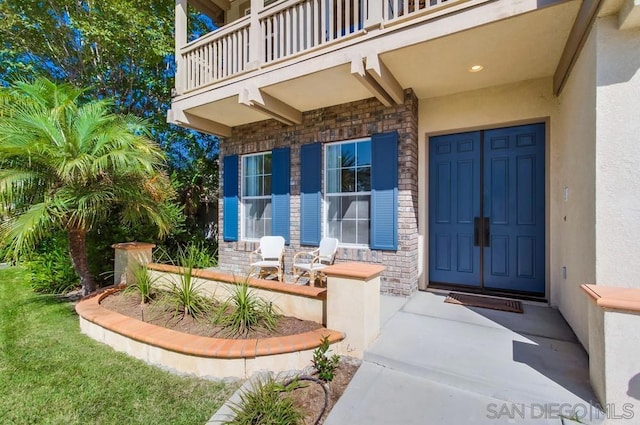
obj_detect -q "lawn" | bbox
[0,266,238,425]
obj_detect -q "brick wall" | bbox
[218,90,419,296]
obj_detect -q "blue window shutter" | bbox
[300,143,321,246]
[271,147,290,244]
[223,155,239,242]
[371,132,398,250]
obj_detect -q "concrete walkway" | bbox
[325,291,604,425]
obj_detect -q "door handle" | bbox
[483,217,490,247]
[473,217,480,246]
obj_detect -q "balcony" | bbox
[171,0,582,136]
[177,0,472,94]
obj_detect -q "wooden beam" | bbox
[350,56,394,107]
[175,0,188,95]
[168,108,232,137]
[553,0,604,95]
[619,0,640,30]
[189,0,225,23]
[238,85,302,125]
[365,54,405,105]
[211,0,230,11]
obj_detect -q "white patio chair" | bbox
[249,236,286,281]
[292,237,339,286]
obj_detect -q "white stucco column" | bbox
[247,0,262,69]
[364,0,383,30]
[324,262,384,358]
[175,0,188,95]
[582,284,640,414]
[112,242,155,286]
[594,17,640,287]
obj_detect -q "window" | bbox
[242,152,272,240]
[325,139,371,246]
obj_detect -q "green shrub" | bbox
[123,264,157,304]
[86,204,184,287]
[154,241,217,269]
[312,336,341,382]
[225,376,304,425]
[214,280,280,337]
[26,234,79,294]
[182,242,217,269]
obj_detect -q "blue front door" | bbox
[428,123,545,295]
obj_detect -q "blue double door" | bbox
[429,123,545,295]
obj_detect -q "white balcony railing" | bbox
[260,0,364,64]
[384,0,454,22]
[177,0,460,93]
[181,16,251,92]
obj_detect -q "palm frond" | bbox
[0,202,53,259]
[0,168,47,208]
[0,77,176,257]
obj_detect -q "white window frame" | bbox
[323,138,372,248]
[241,151,272,241]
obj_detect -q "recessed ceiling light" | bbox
[469,65,484,73]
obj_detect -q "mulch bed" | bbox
[289,358,361,425]
[100,291,322,339]
[101,290,362,424]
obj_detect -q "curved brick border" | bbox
[76,289,344,359]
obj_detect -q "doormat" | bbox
[444,293,523,313]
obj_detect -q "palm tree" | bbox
[0,78,177,295]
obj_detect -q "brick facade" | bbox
[218,89,419,296]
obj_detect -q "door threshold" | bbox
[424,283,548,305]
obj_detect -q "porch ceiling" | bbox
[381,0,581,99]
[188,95,272,128]
[183,0,580,129]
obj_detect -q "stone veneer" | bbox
[218,90,419,296]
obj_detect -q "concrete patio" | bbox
[325,291,606,424]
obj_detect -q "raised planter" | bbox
[146,263,326,324]
[76,288,344,379]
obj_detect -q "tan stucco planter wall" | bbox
[76,288,343,379]
[146,263,326,324]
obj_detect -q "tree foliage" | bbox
[0,0,221,274]
[1,0,172,112]
[0,0,219,203]
[0,78,179,294]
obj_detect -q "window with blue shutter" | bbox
[325,139,372,246]
[241,152,272,239]
[223,155,239,242]
[300,143,322,246]
[271,147,290,244]
[370,132,398,250]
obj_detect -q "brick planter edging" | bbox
[75,288,344,359]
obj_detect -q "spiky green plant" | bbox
[162,245,211,318]
[214,279,280,337]
[224,376,304,425]
[123,264,156,305]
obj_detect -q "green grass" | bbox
[0,267,239,425]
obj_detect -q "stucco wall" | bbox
[554,25,597,349]
[595,16,640,287]
[417,78,559,297]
